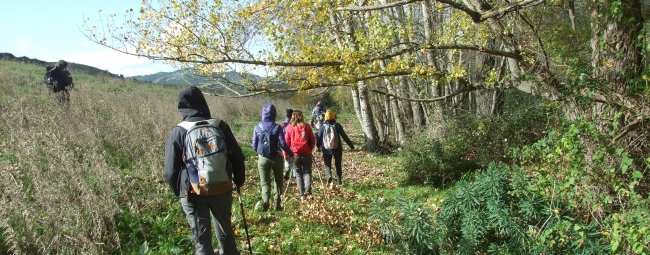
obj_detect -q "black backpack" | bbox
[44,66,58,92]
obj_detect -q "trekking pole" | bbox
[236,187,253,255]
[282,169,292,199]
[314,152,329,204]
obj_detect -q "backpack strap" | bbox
[178,118,222,130]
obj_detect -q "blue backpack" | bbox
[255,123,278,157]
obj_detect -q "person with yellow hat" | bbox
[316,110,354,186]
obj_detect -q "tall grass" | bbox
[0,60,290,254]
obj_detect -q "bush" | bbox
[443,90,553,166]
[374,162,609,255]
[398,137,480,187]
[437,163,607,254]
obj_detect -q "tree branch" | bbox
[370,85,485,102]
[337,0,544,23]
[336,0,421,11]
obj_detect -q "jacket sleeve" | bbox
[163,127,184,196]
[337,123,354,150]
[284,125,292,148]
[316,126,324,148]
[251,124,259,151]
[277,126,294,157]
[307,125,316,150]
[220,121,246,187]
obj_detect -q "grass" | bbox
[0,59,439,254]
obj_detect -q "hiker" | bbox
[284,110,316,200]
[310,101,326,129]
[252,103,295,211]
[163,86,245,255]
[316,110,354,186]
[279,109,294,180]
[48,60,74,105]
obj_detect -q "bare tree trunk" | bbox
[329,12,380,150]
[421,0,445,138]
[380,61,407,146]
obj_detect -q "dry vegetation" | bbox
[0,61,291,254]
[0,61,411,254]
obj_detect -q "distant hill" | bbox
[132,69,292,96]
[0,52,290,96]
[0,52,123,79]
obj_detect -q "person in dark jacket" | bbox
[316,110,354,186]
[164,86,245,255]
[280,109,294,180]
[252,103,294,211]
[50,60,74,106]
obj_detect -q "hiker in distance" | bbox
[46,60,74,106]
[164,86,246,255]
[279,109,294,181]
[284,110,316,201]
[316,110,354,187]
[310,101,326,129]
[252,103,295,211]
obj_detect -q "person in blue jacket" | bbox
[252,104,295,211]
[316,110,354,186]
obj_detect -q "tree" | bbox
[83,0,648,154]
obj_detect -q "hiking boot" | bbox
[327,176,332,184]
[262,202,270,212]
[300,195,305,202]
[274,204,283,211]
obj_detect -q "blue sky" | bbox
[0,0,175,76]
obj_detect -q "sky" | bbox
[0,0,176,77]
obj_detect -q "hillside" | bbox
[0,52,124,79]
[0,59,415,254]
[131,69,253,95]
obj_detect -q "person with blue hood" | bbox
[252,103,295,211]
[164,86,245,255]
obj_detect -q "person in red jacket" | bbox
[284,110,316,200]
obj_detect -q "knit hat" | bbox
[285,109,293,119]
[324,110,336,121]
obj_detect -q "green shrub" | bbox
[509,121,650,254]
[437,163,607,254]
[398,137,480,187]
[443,90,553,166]
[375,162,609,255]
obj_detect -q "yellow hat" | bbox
[324,110,336,121]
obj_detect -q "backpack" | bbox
[255,123,278,157]
[178,119,232,196]
[44,66,58,92]
[322,123,339,150]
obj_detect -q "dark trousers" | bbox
[293,154,313,196]
[180,192,240,255]
[323,149,343,184]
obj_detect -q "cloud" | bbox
[16,40,32,49]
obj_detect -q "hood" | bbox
[261,104,276,122]
[177,86,211,120]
